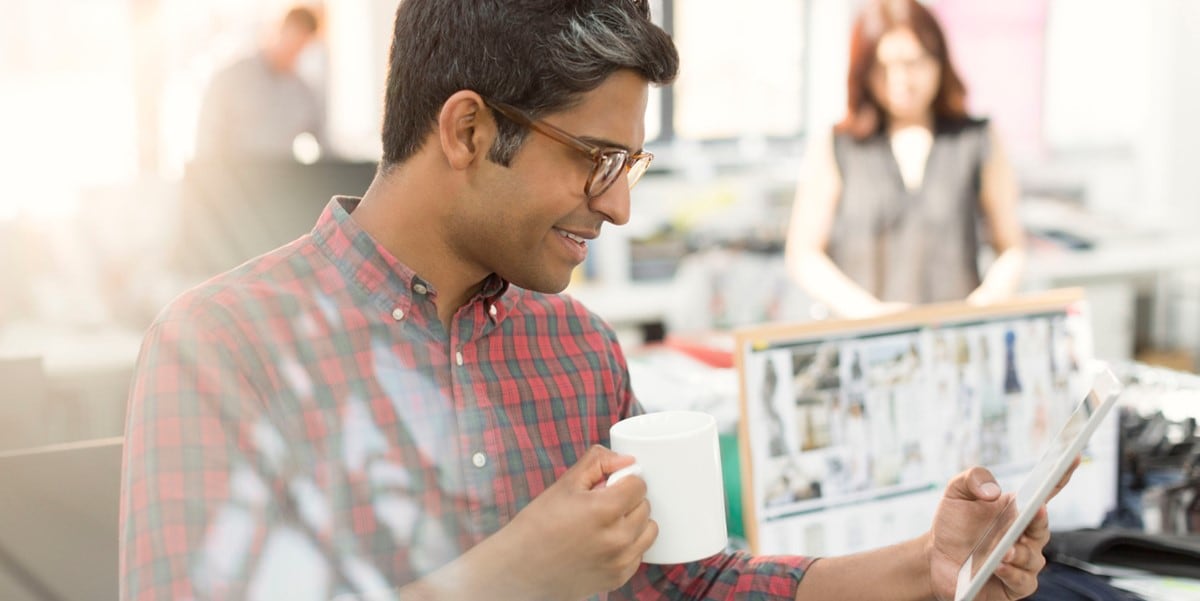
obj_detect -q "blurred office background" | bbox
[4,0,1200,485]
[1,0,1200,597]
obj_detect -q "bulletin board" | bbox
[733,288,1119,557]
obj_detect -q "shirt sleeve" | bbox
[612,552,815,600]
[120,307,281,601]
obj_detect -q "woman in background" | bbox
[786,0,1025,319]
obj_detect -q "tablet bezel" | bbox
[953,367,1122,601]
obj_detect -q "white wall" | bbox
[324,0,394,161]
[804,0,857,133]
[1138,0,1200,228]
[1043,0,1200,228]
[321,0,1200,231]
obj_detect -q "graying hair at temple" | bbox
[379,0,679,170]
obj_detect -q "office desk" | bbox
[1025,236,1200,283]
[0,438,122,601]
[0,322,142,445]
[568,233,1200,359]
[0,321,142,374]
[1024,234,1200,362]
[1109,574,1200,598]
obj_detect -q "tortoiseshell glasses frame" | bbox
[485,99,653,199]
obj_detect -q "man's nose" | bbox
[590,181,631,226]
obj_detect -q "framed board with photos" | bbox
[733,288,1119,558]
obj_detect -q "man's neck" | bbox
[353,166,488,331]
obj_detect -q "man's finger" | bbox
[946,466,1002,501]
[1022,506,1050,545]
[994,558,1041,598]
[630,517,659,557]
[626,498,651,525]
[573,445,635,490]
[1048,455,1082,501]
[604,463,644,488]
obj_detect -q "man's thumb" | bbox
[949,466,1002,501]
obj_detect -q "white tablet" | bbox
[954,367,1123,601]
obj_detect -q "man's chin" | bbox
[528,280,572,295]
[507,272,572,294]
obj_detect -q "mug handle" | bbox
[605,463,644,487]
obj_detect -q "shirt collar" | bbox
[311,196,517,323]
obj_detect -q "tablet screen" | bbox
[954,367,1122,601]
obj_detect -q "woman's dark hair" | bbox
[381,0,679,169]
[837,0,968,139]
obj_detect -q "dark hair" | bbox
[380,0,679,169]
[837,0,968,140]
[282,6,319,35]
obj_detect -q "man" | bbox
[122,1,1064,599]
[194,5,325,160]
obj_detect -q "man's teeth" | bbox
[558,229,585,244]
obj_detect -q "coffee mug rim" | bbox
[610,410,716,442]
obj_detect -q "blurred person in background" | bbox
[194,5,325,161]
[122,0,1066,599]
[786,0,1025,319]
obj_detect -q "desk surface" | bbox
[1025,234,1200,283]
[1110,574,1200,597]
[566,233,1200,332]
[0,322,143,375]
[0,438,122,601]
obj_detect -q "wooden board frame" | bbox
[733,288,1088,554]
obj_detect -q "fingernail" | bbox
[981,482,1001,498]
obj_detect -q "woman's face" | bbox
[868,27,941,123]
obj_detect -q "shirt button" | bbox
[413,283,429,295]
[488,305,498,317]
[455,351,464,366]
[391,308,405,321]
[472,452,487,468]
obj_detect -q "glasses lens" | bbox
[626,153,653,190]
[587,151,628,198]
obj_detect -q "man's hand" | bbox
[494,445,657,600]
[395,445,656,600]
[926,459,1080,600]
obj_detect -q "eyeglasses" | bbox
[484,99,653,199]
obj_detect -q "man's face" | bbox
[450,70,649,293]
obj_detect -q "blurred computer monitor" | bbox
[0,438,122,601]
[734,288,1118,557]
[175,159,378,278]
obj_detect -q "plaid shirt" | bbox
[120,197,813,600]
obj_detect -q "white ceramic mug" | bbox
[607,411,727,564]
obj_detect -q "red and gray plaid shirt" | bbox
[120,197,813,600]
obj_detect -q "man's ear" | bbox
[437,90,494,170]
